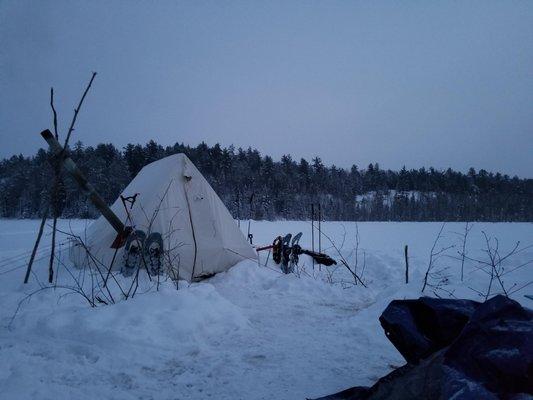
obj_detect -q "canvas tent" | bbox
[70,153,257,282]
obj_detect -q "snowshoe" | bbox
[272,236,283,264]
[122,230,146,277]
[291,232,302,247]
[280,233,292,274]
[288,232,303,272]
[144,232,163,275]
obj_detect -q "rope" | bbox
[0,239,71,274]
[0,239,71,268]
[0,251,56,276]
[0,243,54,267]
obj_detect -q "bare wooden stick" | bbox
[50,87,59,139]
[24,87,58,283]
[48,215,57,283]
[311,203,315,270]
[404,245,409,284]
[64,72,97,148]
[318,203,322,253]
[45,72,102,285]
[48,86,61,283]
[23,206,49,283]
[318,203,322,271]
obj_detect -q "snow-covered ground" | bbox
[0,219,532,399]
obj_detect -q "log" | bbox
[40,129,124,235]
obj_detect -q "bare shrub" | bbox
[422,223,455,293]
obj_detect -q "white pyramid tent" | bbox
[70,153,257,281]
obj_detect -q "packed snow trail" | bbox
[0,220,531,399]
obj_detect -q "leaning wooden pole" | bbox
[40,129,125,235]
[48,216,57,283]
[47,87,60,284]
[23,206,49,283]
[48,165,61,283]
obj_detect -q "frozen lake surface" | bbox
[0,219,531,399]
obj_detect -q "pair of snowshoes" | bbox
[122,230,163,277]
[267,232,336,273]
[275,232,302,274]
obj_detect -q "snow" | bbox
[0,219,532,399]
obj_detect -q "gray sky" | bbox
[1,1,532,177]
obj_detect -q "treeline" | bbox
[1,140,532,221]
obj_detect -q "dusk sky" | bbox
[1,0,532,177]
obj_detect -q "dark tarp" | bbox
[312,295,532,400]
[379,297,480,364]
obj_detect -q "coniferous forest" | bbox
[1,140,531,222]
